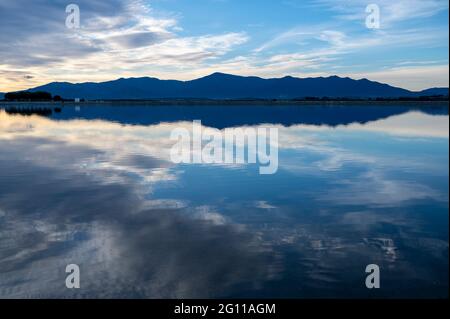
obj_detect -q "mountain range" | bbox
[4,73,450,100]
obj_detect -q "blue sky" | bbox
[0,0,448,91]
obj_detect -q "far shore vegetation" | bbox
[1,90,448,105]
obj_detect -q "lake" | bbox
[0,103,448,298]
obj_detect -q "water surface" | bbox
[0,104,448,298]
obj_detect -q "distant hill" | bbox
[21,73,450,100]
[0,92,4,100]
[415,87,449,96]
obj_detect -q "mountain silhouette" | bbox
[15,73,450,100]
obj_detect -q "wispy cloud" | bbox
[343,64,449,91]
[313,0,448,26]
[0,0,248,91]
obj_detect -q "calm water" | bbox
[0,104,448,298]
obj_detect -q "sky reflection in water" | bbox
[0,105,448,298]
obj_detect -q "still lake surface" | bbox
[0,104,448,298]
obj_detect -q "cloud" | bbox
[313,0,449,26]
[0,0,248,91]
[320,170,446,207]
[254,26,320,52]
[245,0,448,90]
[229,14,447,89]
[343,64,450,91]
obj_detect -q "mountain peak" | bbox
[212,72,232,76]
[327,75,343,79]
[203,72,237,79]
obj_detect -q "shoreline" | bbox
[1,99,449,106]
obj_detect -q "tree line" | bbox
[4,91,63,101]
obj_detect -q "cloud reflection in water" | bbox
[0,108,448,298]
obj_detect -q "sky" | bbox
[0,0,448,92]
